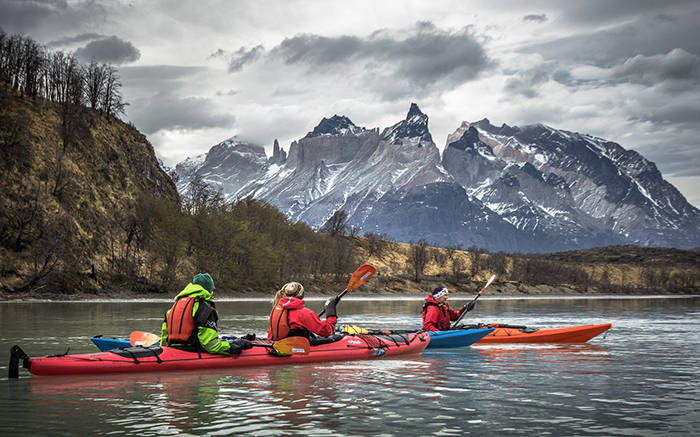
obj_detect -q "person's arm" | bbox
[194,302,231,354]
[160,311,170,346]
[449,306,463,321]
[295,307,336,337]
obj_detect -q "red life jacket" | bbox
[167,296,198,343]
[268,303,290,341]
[422,300,452,331]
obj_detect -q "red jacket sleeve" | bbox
[449,306,464,321]
[291,307,337,337]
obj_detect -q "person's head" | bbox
[432,285,449,304]
[193,273,215,294]
[272,282,305,307]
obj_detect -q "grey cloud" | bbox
[636,134,700,178]
[129,92,235,134]
[523,14,547,23]
[610,49,700,91]
[633,100,700,128]
[227,45,264,72]
[557,0,697,26]
[0,0,66,33]
[74,36,140,65]
[120,65,207,89]
[275,34,363,64]
[521,11,700,67]
[504,62,557,97]
[47,32,105,47]
[270,22,494,97]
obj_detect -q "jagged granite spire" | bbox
[386,103,433,146]
[269,139,287,165]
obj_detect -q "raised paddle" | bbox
[451,274,496,329]
[318,264,377,317]
[128,331,310,355]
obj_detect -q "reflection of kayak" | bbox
[426,328,495,349]
[9,332,429,377]
[459,323,612,343]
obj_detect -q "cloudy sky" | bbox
[2,0,700,208]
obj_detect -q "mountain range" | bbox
[172,104,700,253]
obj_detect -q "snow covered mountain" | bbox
[174,106,700,253]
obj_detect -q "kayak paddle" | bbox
[128,330,309,356]
[129,331,161,347]
[318,264,377,317]
[451,274,496,329]
[259,336,310,356]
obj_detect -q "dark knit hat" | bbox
[193,273,215,292]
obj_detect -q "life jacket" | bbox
[269,303,290,341]
[269,301,312,340]
[422,300,451,331]
[167,296,198,343]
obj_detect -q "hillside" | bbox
[0,83,179,294]
[352,240,700,297]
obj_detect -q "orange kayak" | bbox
[465,323,612,344]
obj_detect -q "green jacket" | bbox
[160,283,231,355]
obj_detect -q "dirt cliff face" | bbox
[0,83,179,292]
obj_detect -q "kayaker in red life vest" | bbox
[268,282,338,340]
[422,286,475,331]
[160,273,252,354]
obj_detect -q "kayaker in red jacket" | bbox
[268,282,338,340]
[422,286,471,331]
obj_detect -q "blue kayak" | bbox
[91,336,147,351]
[426,327,495,349]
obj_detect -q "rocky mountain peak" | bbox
[304,115,365,139]
[385,103,433,146]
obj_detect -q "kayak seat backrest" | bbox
[108,346,164,358]
[309,334,344,345]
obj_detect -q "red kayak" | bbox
[464,323,612,344]
[9,332,429,377]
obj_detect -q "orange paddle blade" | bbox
[346,264,376,291]
[478,275,496,295]
[129,331,161,347]
[272,337,310,356]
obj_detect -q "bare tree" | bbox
[322,209,348,237]
[364,232,390,258]
[84,58,106,110]
[102,65,127,121]
[467,245,485,279]
[407,238,430,282]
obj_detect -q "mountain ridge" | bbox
[175,104,700,253]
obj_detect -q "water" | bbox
[1,296,699,436]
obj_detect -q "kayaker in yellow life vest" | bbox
[160,273,252,355]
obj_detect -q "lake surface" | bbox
[1,296,699,436]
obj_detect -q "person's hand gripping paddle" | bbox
[451,274,496,329]
[318,264,377,317]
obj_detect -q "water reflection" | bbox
[2,297,699,436]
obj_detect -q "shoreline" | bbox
[2,293,698,303]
